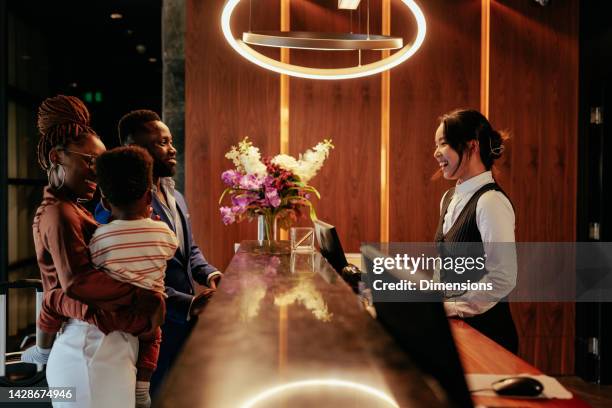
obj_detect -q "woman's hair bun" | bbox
[488,128,510,160]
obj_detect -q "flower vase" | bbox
[258,213,289,255]
[263,213,278,242]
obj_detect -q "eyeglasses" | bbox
[59,148,98,169]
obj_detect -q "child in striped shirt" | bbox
[23,146,177,408]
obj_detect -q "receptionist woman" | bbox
[432,109,518,353]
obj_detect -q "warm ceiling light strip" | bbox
[280,0,290,156]
[279,0,290,241]
[480,0,490,117]
[280,0,291,240]
[380,0,391,243]
[221,0,427,80]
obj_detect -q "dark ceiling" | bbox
[7,0,163,147]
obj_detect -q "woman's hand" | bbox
[135,381,151,408]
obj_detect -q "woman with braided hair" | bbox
[27,95,164,407]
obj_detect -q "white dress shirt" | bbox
[440,171,517,318]
[154,177,222,320]
[154,177,221,286]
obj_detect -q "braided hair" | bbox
[36,95,98,171]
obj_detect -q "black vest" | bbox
[434,182,512,297]
[435,182,519,353]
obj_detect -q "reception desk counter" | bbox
[155,241,590,408]
[155,241,445,407]
[451,320,590,408]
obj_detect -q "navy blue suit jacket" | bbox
[94,188,218,324]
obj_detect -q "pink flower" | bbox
[239,174,263,190]
[265,188,281,208]
[220,206,235,225]
[232,194,254,210]
[221,170,241,186]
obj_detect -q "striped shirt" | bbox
[89,218,179,295]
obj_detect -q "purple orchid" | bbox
[238,174,263,190]
[220,206,236,225]
[221,169,241,186]
[232,194,254,210]
[265,187,281,208]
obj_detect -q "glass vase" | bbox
[263,212,278,242]
[257,212,290,255]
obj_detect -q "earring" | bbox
[47,162,66,190]
[99,197,110,212]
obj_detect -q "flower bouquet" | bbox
[219,137,333,247]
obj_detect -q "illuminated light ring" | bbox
[240,378,400,408]
[221,0,426,80]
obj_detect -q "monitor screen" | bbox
[361,244,473,408]
[314,219,349,273]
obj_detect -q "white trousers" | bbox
[46,319,138,408]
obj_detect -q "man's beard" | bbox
[154,161,176,178]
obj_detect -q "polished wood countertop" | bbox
[155,241,444,408]
[450,319,591,407]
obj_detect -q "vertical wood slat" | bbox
[480,0,490,117]
[380,0,391,242]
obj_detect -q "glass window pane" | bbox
[8,101,43,179]
[7,11,49,95]
[7,264,40,348]
[8,185,43,264]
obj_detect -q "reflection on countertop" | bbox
[225,243,335,322]
[155,241,446,408]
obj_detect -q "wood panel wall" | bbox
[489,0,578,375]
[289,0,382,252]
[186,0,281,271]
[186,0,578,374]
[389,0,481,242]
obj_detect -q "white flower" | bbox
[225,137,267,176]
[271,154,299,173]
[272,140,334,182]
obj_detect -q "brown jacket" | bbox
[33,187,164,380]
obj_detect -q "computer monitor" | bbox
[314,219,349,273]
[361,245,474,408]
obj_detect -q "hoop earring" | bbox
[99,197,110,212]
[47,162,66,190]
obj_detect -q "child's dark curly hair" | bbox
[96,146,153,207]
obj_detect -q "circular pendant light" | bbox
[243,31,403,51]
[221,0,427,80]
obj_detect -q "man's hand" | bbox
[209,275,221,289]
[189,288,216,317]
[147,206,161,221]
